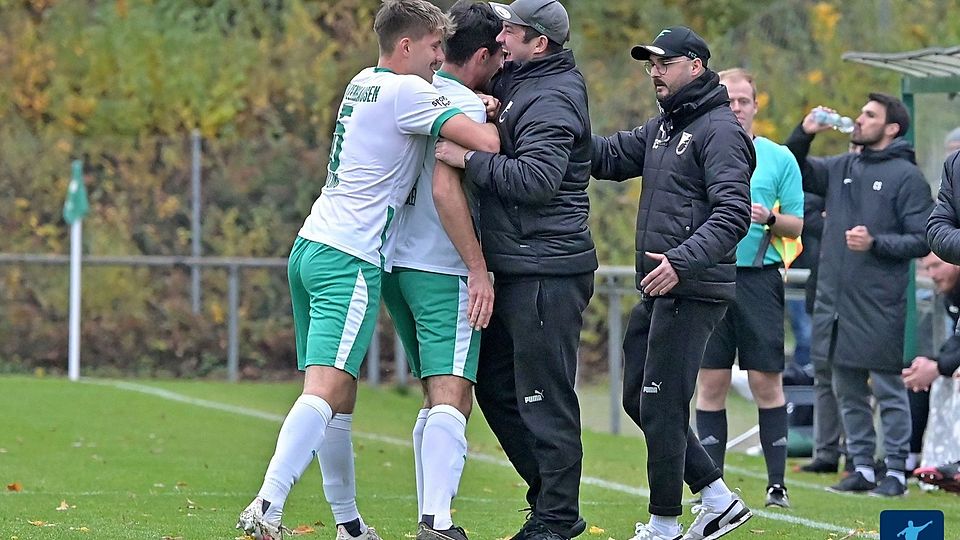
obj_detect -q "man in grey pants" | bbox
[785,94,933,497]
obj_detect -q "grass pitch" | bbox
[1,376,956,539]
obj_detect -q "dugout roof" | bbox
[843,46,960,93]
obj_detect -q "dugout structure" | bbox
[843,45,960,360]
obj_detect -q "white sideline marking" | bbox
[85,379,879,539]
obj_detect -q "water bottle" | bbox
[813,109,854,134]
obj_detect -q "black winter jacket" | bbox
[933,287,960,378]
[786,126,933,372]
[927,150,960,264]
[591,70,754,302]
[464,50,597,277]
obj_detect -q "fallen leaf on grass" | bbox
[162,536,184,540]
[55,500,76,511]
[313,520,326,527]
[185,498,200,509]
[588,526,605,535]
[7,482,22,492]
[28,520,56,527]
[749,530,765,534]
[69,527,90,532]
[291,525,315,534]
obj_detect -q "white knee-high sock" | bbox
[421,404,467,529]
[412,408,429,519]
[259,394,333,522]
[318,413,362,527]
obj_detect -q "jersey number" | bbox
[325,104,354,189]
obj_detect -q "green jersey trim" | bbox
[379,206,396,268]
[430,108,463,137]
[436,70,467,87]
[373,67,395,74]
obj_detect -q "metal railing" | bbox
[0,253,944,433]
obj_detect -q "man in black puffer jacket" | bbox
[927,150,960,263]
[435,1,596,539]
[591,26,754,540]
[785,94,932,498]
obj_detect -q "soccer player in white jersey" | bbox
[235,1,499,539]
[381,3,503,540]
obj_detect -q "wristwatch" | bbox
[766,212,777,226]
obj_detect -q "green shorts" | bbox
[288,236,381,377]
[382,268,480,382]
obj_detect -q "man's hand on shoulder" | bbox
[641,252,679,296]
[478,93,500,121]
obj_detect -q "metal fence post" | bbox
[190,130,203,314]
[227,264,239,382]
[394,330,408,386]
[607,275,623,435]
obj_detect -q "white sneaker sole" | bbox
[699,508,752,540]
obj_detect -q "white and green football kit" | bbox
[290,67,462,377]
[383,71,485,382]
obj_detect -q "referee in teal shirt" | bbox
[695,68,804,509]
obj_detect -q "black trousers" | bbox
[475,273,593,537]
[622,296,727,516]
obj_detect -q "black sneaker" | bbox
[874,460,888,479]
[509,508,537,540]
[526,523,567,540]
[798,458,839,473]
[764,484,790,508]
[826,471,876,493]
[869,475,907,498]
[569,518,587,538]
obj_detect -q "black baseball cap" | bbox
[489,0,570,45]
[631,26,710,65]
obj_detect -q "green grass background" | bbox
[0,377,956,539]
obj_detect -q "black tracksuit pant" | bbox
[475,273,593,538]
[622,296,727,516]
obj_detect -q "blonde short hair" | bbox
[375,0,455,55]
[718,68,757,101]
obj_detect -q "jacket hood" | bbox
[658,69,729,135]
[505,49,577,81]
[861,137,916,164]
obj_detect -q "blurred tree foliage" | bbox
[1,0,959,378]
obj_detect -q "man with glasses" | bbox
[592,27,755,540]
[695,68,804,510]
